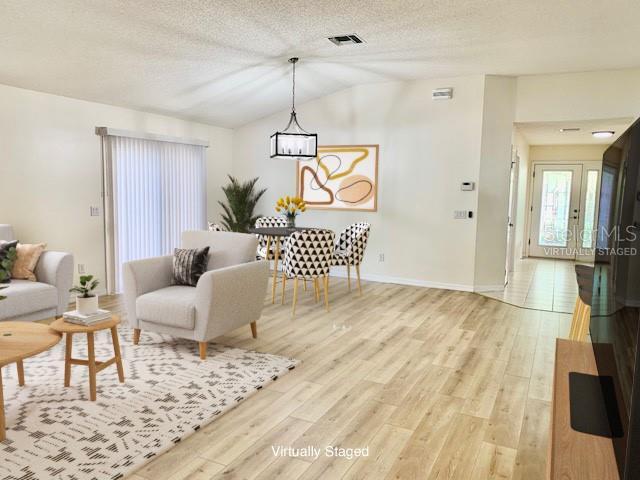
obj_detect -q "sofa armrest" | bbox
[194,260,269,341]
[122,256,173,327]
[34,251,74,315]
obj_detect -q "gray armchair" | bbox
[0,224,74,321]
[123,230,269,359]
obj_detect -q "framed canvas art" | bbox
[297,144,379,211]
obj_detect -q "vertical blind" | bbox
[103,134,207,292]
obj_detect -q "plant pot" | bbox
[76,295,99,315]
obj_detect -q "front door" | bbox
[529,164,583,259]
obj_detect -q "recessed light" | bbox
[560,128,580,132]
[592,130,615,138]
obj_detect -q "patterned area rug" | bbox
[0,326,297,480]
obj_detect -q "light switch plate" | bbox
[454,210,468,219]
[90,206,100,216]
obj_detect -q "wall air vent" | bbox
[432,88,453,100]
[328,34,365,46]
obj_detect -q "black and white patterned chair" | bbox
[255,216,287,260]
[332,222,371,295]
[282,229,335,315]
[208,222,226,232]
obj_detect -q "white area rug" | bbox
[0,326,297,480]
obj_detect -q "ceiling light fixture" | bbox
[592,130,615,139]
[270,57,317,160]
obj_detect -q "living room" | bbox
[1,2,640,479]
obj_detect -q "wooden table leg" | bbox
[87,332,97,401]
[64,332,73,387]
[111,327,125,383]
[0,368,5,442]
[271,237,280,304]
[16,360,24,387]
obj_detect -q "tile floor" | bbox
[480,257,579,313]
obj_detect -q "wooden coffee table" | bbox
[0,322,61,441]
[50,316,125,401]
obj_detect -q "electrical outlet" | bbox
[90,206,100,216]
[379,253,385,262]
[78,264,86,274]
[454,210,468,219]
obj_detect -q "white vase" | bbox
[76,295,99,315]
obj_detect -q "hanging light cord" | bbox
[291,59,296,114]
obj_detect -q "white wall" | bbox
[516,68,640,123]
[529,144,608,162]
[473,76,517,289]
[0,84,233,288]
[233,76,490,290]
[512,129,531,260]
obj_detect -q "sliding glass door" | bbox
[102,134,207,293]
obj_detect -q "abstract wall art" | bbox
[297,145,379,211]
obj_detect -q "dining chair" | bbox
[332,222,371,295]
[208,222,226,231]
[282,229,335,315]
[255,216,287,260]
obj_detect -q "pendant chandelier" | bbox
[270,57,318,160]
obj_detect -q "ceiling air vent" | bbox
[328,34,365,46]
[432,88,453,100]
[560,127,580,132]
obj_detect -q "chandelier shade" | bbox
[270,58,318,160]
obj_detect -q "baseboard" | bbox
[329,267,475,292]
[473,284,505,293]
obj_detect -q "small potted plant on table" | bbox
[70,275,100,315]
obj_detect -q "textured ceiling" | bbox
[2,0,640,128]
[516,118,634,145]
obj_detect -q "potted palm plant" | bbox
[218,175,267,233]
[70,275,100,315]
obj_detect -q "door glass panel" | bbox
[538,170,572,247]
[582,170,599,248]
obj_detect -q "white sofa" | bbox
[123,230,269,359]
[0,224,74,321]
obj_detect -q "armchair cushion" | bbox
[136,285,197,330]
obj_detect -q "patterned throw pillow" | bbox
[172,247,210,286]
[0,240,18,284]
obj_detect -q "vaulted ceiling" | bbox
[2,0,639,127]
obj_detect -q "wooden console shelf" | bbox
[548,339,619,480]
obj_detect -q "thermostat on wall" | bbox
[461,182,475,191]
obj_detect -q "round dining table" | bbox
[249,226,320,303]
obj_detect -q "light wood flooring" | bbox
[99,277,570,480]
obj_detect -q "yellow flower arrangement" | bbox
[275,195,307,226]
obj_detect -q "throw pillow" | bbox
[0,240,18,284]
[12,243,47,281]
[172,246,210,286]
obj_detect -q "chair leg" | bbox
[250,321,257,339]
[292,278,299,316]
[323,275,330,312]
[314,278,320,302]
[199,342,208,360]
[303,279,308,291]
[133,328,141,345]
[355,265,362,296]
[347,265,351,292]
[281,275,287,305]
